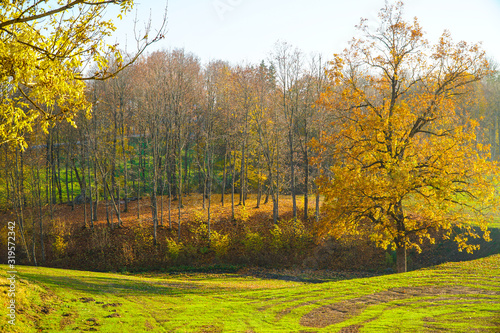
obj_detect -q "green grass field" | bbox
[1,254,499,332]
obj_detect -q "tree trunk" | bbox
[303,144,309,220]
[123,156,129,213]
[83,180,87,228]
[73,144,87,227]
[395,200,407,273]
[96,160,123,227]
[121,108,129,213]
[396,245,407,273]
[178,135,183,242]
[207,161,212,245]
[152,189,157,245]
[30,165,40,266]
[239,142,245,205]
[202,160,206,210]
[55,132,63,204]
[160,184,164,227]
[183,142,189,195]
[231,151,236,220]
[93,161,98,221]
[105,178,110,227]
[221,145,227,206]
[275,144,280,222]
[256,168,262,208]
[289,130,297,220]
[13,149,31,263]
[117,184,121,227]
[137,142,143,220]
[87,148,94,228]
[137,176,141,220]
[315,191,320,223]
[19,149,26,207]
[264,177,270,204]
[37,165,45,262]
[31,210,37,266]
[167,165,172,230]
[70,164,74,211]
[112,106,118,208]
[45,138,50,205]
[272,193,278,225]
[151,127,159,246]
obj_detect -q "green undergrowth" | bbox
[1,254,499,332]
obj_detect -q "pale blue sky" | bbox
[108,0,500,65]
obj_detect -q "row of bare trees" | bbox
[1,44,499,262]
[1,43,329,256]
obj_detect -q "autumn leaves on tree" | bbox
[0,0,165,149]
[314,2,498,273]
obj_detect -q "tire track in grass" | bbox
[299,286,500,329]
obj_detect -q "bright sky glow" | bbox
[108,0,500,66]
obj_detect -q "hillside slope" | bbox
[2,194,498,273]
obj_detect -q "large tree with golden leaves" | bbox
[0,0,165,149]
[314,1,498,273]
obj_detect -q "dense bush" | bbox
[6,198,487,273]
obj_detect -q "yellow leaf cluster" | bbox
[315,1,498,258]
[0,0,133,149]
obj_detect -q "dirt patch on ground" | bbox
[59,312,78,330]
[145,320,154,330]
[300,286,499,328]
[338,325,363,333]
[196,324,224,332]
[79,297,95,303]
[104,312,121,318]
[102,302,122,308]
[240,267,381,284]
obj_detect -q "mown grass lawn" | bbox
[1,254,499,332]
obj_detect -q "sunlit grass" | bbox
[1,254,499,332]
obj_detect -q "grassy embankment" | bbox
[1,253,499,332]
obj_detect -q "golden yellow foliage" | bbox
[315,1,498,272]
[0,1,164,149]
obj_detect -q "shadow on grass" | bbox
[411,227,500,270]
[19,269,205,298]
